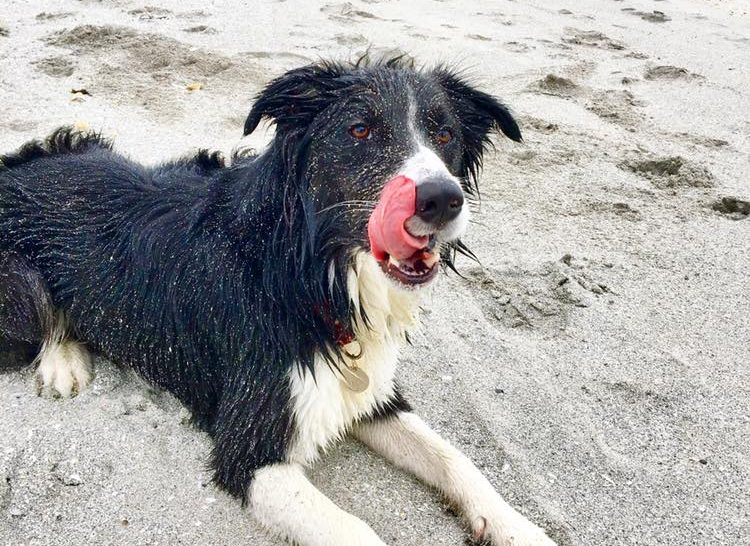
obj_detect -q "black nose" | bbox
[415,177,464,227]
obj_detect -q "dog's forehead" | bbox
[360,69,445,112]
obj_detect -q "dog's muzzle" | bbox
[367,175,462,288]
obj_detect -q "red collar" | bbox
[314,304,355,347]
[332,318,355,347]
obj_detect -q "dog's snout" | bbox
[415,177,464,227]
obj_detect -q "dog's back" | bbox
[1,128,147,264]
[0,128,237,418]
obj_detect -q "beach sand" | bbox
[1,1,748,544]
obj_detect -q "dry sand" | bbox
[1,1,749,545]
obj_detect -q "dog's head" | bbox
[244,57,521,289]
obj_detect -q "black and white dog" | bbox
[0,58,555,546]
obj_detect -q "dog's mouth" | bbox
[378,235,440,286]
[367,175,444,288]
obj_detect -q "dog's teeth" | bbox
[384,251,440,282]
[423,252,439,268]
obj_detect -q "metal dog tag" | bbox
[340,365,369,393]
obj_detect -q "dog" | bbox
[0,57,556,546]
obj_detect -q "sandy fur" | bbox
[1,1,748,545]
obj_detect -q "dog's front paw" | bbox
[36,341,93,398]
[470,510,556,546]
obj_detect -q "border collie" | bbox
[0,57,556,546]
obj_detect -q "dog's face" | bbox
[244,59,521,289]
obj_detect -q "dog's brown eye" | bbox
[349,124,371,140]
[436,128,453,145]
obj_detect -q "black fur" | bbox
[0,251,54,369]
[0,127,113,168]
[366,385,413,421]
[0,58,520,501]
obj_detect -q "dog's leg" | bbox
[0,251,91,396]
[353,411,556,546]
[0,251,51,369]
[0,251,92,397]
[36,312,92,398]
[249,463,388,546]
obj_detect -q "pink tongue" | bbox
[368,175,428,262]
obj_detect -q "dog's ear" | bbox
[433,69,522,190]
[244,63,345,136]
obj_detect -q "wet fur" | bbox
[0,58,524,512]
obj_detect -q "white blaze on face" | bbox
[400,144,455,183]
[399,94,469,240]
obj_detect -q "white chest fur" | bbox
[286,252,420,465]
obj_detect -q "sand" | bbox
[1,1,749,545]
